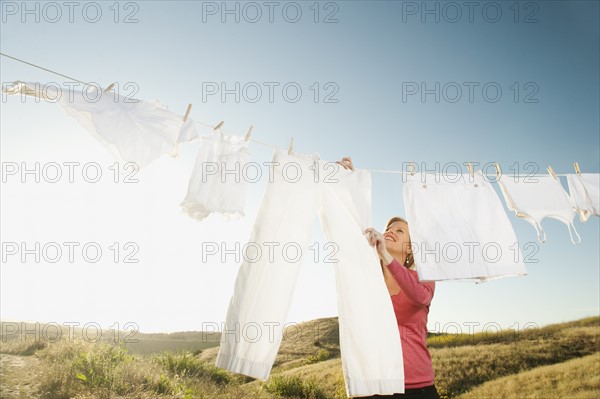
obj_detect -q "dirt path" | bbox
[0,353,40,399]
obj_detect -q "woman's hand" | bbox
[364,227,394,266]
[336,156,354,171]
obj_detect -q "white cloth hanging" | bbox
[177,118,205,145]
[180,130,250,221]
[3,81,196,169]
[497,174,581,244]
[567,173,600,222]
[171,118,217,158]
[216,148,405,397]
[57,84,187,169]
[403,171,527,282]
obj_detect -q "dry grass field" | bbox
[1,316,598,398]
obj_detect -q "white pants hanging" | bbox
[215,148,405,397]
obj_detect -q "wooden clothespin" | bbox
[494,163,502,180]
[213,120,224,140]
[213,120,224,131]
[547,165,557,180]
[183,104,192,122]
[244,125,254,142]
[574,162,581,175]
[6,81,51,100]
[409,161,415,176]
[2,81,23,96]
[467,162,474,178]
[288,137,294,155]
[104,83,116,93]
[2,80,22,95]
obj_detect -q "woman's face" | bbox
[384,220,411,257]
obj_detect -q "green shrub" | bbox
[72,341,134,389]
[305,349,330,364]
[152,373,187,396]
[264,374,329,399]
[38,339,144,398]
[154,351,233,386]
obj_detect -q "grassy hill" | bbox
[0,316,598,398]
[0,321,221,355]
[197,317,340,370]
[457,352,600,399]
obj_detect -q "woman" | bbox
[337,157,440,399]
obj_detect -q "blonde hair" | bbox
[383,216,415,269]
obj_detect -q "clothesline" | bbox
[193,119,275,150]
[0,52,590,178]
[2,54,598,249]
[367,168,573,177]
[0,53,283,147]
[0,52,91,86]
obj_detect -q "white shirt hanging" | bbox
[180,130,250,221]
[56,83,185,169]
[403,171,527,282]
[567,173,600,222]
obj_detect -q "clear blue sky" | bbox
[1,1,598,334]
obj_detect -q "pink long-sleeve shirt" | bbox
[386,258,436,389]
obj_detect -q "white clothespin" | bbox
[288,137,294,155]
[183,104,192,122]
[244,125,254,142]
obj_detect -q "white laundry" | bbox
[3,81,196,168]
[215,148,405,397]
[56,83,185,169]
[497,174,581,244]
[172,118,216,158]
[567,173,600,222]
[177,118,199,144]
[180,130,250,221]
[403,171,527,282]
